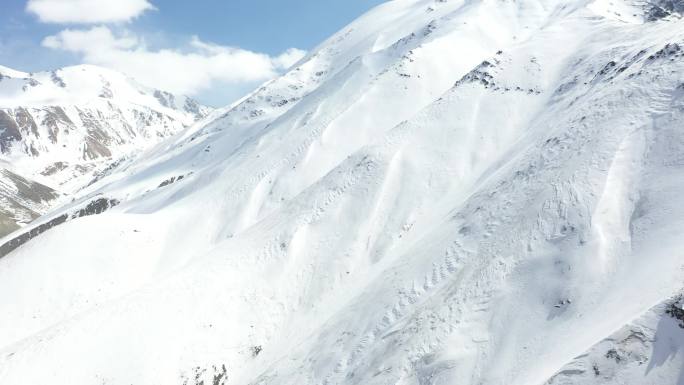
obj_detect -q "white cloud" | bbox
[42,27,306,100]
[26,0,155,24]
[43,27,138,51]
[274,48,308,69]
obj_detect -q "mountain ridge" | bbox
[1,1,683,384]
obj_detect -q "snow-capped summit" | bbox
[0,64,209,118]
[1,1,684,385]
[0,65,30,79]
[0,63,211,234]
[0,64,210,119]
[0,63,211,191]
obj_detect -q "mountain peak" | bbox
[0,65,29,79]
[0,63,213,232]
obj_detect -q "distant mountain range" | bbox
[0,64,211,235]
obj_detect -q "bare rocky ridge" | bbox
[0,168,60,237]
[647,0,684,20]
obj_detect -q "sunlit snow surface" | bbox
[1,0,684,384]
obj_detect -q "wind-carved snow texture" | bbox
[1,0,684,384]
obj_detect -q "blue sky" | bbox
[0,0,386,106]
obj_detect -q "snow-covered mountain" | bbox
[0,64,211,234]
[1,0,684,384]
[0,64,212,192]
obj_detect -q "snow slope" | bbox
[1,0,684,384]
[546,296,684,384]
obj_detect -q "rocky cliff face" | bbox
[0,168,60,237]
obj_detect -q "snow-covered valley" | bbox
[1,0,684,384]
